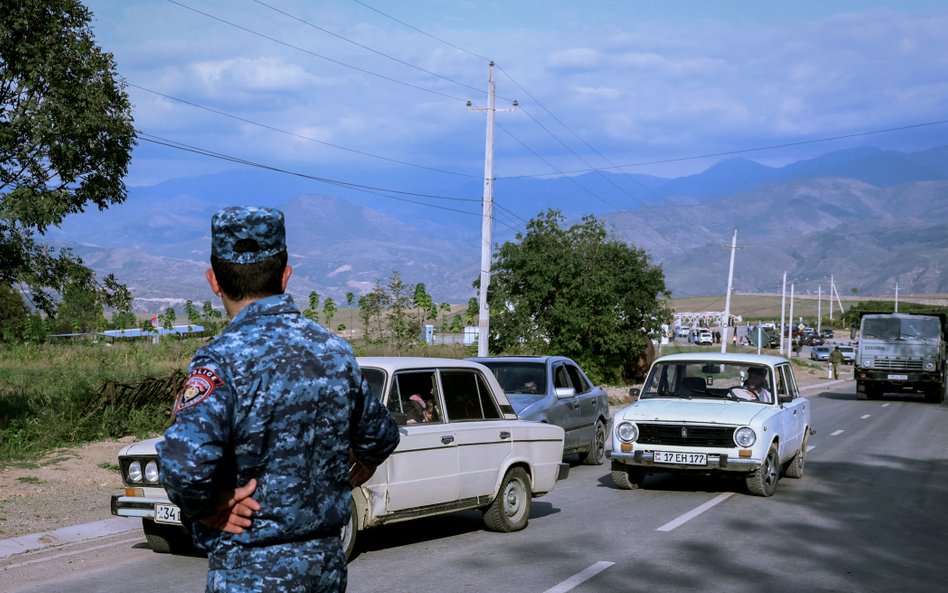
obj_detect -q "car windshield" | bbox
[862,317,941,341]
[641,361,773,402]
[478,361,547,395]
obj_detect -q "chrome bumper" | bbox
[609,450,761,471]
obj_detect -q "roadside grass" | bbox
[0,338,199,467]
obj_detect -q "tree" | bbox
[0,283,28,342]
[1,0,137,315]
[345,291,355,338]
[387,272,413,350]
[322,297,337,331]
[488,210,671,384]
[303,291,320,323]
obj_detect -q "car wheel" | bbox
[341,503,358,562]
[578,420,606,466]
[611,462,645,490]
[784,434,807,479]
[142,519,190,554]
[746,444,780,497]
[483,467,532,532]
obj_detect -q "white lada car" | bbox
[111,357,568,559]
[609,353,812,497]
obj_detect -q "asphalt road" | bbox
[3,380,947,593]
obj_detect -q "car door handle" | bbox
[441,435,455,445]
[499,431,511,440]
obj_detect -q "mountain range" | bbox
[44,145,948,312]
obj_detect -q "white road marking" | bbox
[831,429,845,436]
[656,492,734,532]
[860,414,871,419]
[806,445,816,452]
[542,561,614,593]
[882,403,891,407]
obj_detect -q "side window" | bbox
[778,365,798,399]
[441,369,501,421]
[565,364,590,394]
[553,365,571,390]
[390,371,441,425]
[774,366,789,400]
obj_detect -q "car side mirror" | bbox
[778,393,793,404]
[554,387,576,398]
[629,387,641,399]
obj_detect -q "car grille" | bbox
[638,423,735,448]
[873,359,923,371]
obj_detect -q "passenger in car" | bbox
[404,394,427,424]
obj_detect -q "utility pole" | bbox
[468,62,516,357]
[779,272,787,354]
[721,229,738,353]
[894,281,899,313]
[788,282,795,357]
[817,284,822,335]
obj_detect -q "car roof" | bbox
[653,352,789,367]
[468,355,569,364]
[358,357,491,373]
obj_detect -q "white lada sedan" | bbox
[111,357,568,559]
[609,353,812,497]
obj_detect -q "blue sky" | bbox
[83,0,948,189]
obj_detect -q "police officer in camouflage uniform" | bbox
[156,206,399,593]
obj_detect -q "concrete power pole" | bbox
[779,272,787,354]
[468,62,516,357]
[720,229,738,353]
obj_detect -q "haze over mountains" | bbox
[47,145,948,313]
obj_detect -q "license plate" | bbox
[654,451,707,465]
[154,503,182,525]
[888,374,909,381]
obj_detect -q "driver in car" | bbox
[738,366,772,403]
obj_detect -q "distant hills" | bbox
[45,144,948,312]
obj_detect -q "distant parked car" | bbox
[693,329,713,345]
[470,355,610,465]
[821,329,835,339]
[609,352,812,497]
[810,345,831,361]
[837,345,855,364]
[676,327,691,338]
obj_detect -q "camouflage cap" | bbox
[211,206,286,264]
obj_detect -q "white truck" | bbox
[854,312,947,403]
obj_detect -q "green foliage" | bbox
[322,297,336,330]
[0,339,198,463]
[0,284,28,342]
[387,272,413,351]
[843,300,948,327]
[488,210,671,384]
[0,0,136,316]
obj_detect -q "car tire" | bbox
[142,519,190,554]
[341,502,358,562]
[611,462,645,490]
[578,420,606,466]
[745,444,780,497]
[483,467,532,532]
[784,434,807,479]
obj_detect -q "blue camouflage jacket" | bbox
[156,294,399,567]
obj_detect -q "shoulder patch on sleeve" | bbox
[175,367,224,412]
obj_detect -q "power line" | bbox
[136,131,524,234]
[129,83,479,179]
[165,0,469,102]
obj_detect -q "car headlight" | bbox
[924,361,935,371]
[127,460,143,483]
[616,421,638,443]
[144,460,160,483]
[863,359,873,368]
[734,427,756,448]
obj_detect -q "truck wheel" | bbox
[746,444,780,497]
[142,519,191,554]
[483,467,531,532]
[856,381,868,400]
[578,420,606,466]
[924,385,944,404]
[611,462,645,490]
